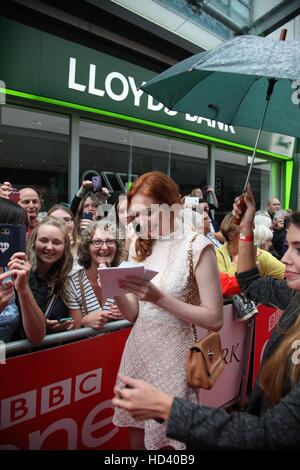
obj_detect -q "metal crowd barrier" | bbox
[5,320,133,357]
[5,299,233,357]
[1,301,278,450]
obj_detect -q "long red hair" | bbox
[128,171,181,261]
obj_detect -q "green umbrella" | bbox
[141,34,300,192]
[141,34,300,138]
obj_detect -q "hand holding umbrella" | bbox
[141,29,299,221]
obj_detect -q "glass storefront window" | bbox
[0,105,69,209]
[153,0,233,39]
[215,148,271,223]
[152,0,252,39]
[131,131,169,177]
[80,120,131,193]
[1,107,277,219]
[80,119,208,197]
[209,0,252,27]
[170,139,208,195]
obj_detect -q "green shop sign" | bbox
[0,16,294,158]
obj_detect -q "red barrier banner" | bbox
[198,304,248,408]
[0,329,131,450]
[252,304,282,387]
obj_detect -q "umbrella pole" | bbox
[243,79,276,193]
[233,30,287,223]
[232,79,276,225]
[242,28,287,193]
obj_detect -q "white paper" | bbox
[97,262,158,298]
[119,261,159,282]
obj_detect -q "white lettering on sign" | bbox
[68,57,86,92]
[41,378,72,415]
[88,64,105,97]
[268,310,282,332]
[105,72,129,101]
[186,114,235,134]
[1,390,37,430]
[29,418,77,450]
[0,400,118,450]
[164,107,178,116]
[75,369,102,402]
[82,399,118,447]
[185,114,198,122]
[0,368,102,430]
[147,95,164,112]
[128,77,145,107]
[67,57,235,134]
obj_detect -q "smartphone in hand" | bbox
[0,224,26,266]
[82,211,94,221]
[92,176,102,192]
[9,191,20,204]
[202,186,209,197]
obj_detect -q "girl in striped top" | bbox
[67,220,124,329]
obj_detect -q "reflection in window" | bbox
[215,148,271,222]
[0,105,69,209]
[153,0,252,39]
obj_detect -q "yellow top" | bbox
[216,243,285,279]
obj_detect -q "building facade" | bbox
[0,1,296,218]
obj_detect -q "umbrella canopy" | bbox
[141,35,300,138]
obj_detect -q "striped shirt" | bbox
[67,268,114,315]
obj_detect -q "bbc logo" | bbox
[1,368,102,429]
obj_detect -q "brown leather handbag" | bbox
[186,237,225,389]
[187,330,224,389]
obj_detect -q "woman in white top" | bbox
[67,220,124,329]
[113,171,223,450]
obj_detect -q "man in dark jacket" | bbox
[267,197,281,220]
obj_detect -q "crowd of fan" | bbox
[0,178,289,344]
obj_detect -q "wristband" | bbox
[240,233,254,242]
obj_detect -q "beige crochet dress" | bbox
[113,232,211,450]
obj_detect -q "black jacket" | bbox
[15,272,67,340]
[167,268,300,449]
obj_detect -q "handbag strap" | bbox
[45,293,58,319]
[188,235,212,342]
[187,235,199,341]
[79,270,88,316]
[187,234,197,304]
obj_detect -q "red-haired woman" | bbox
[112,171,223,450]
[112,185,300,450]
